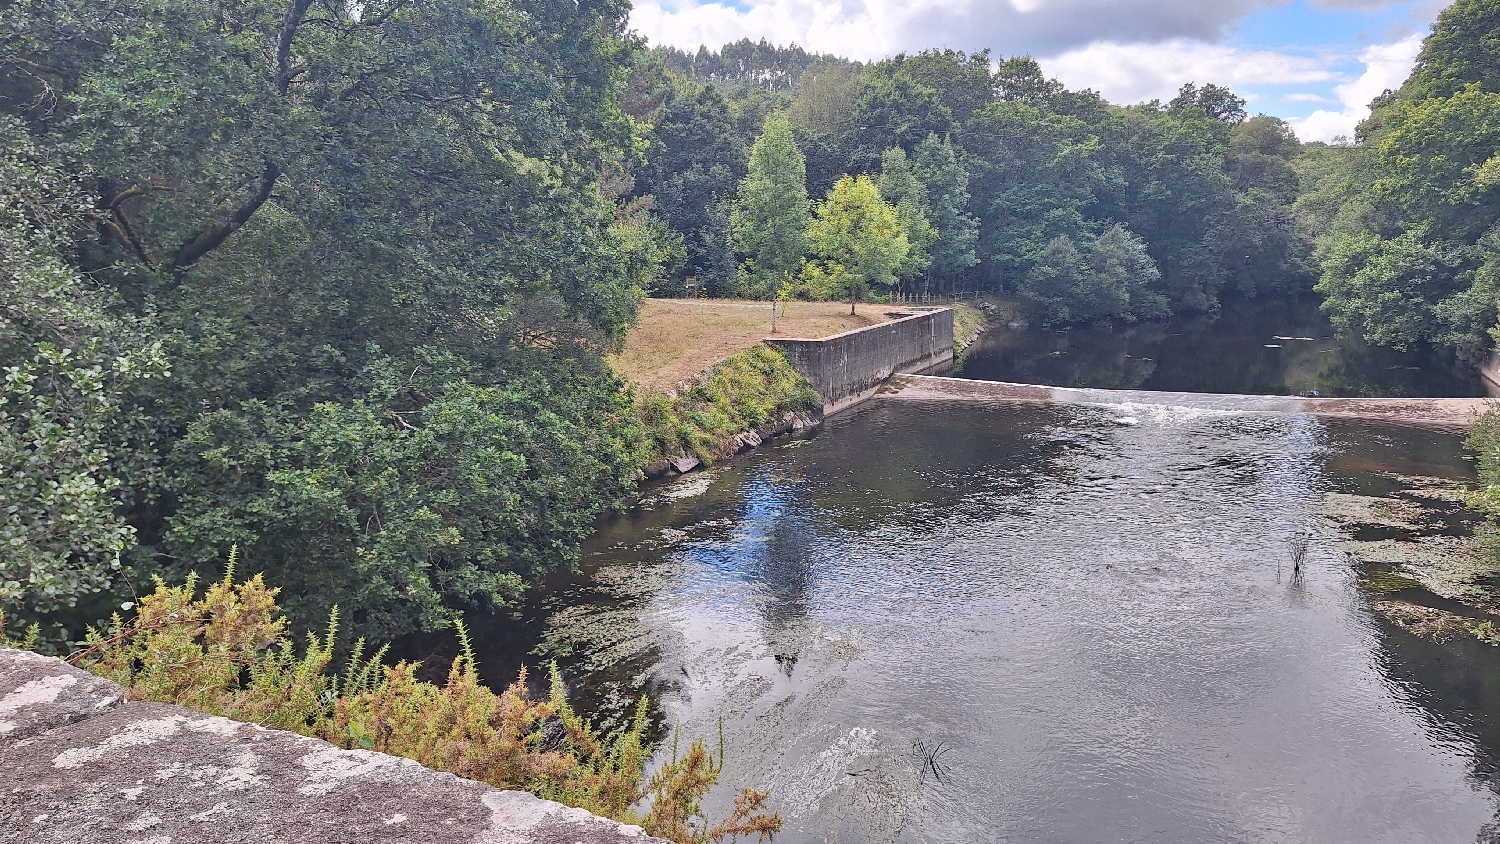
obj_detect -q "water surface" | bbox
[507,400,1500,843]
[959,298,1487,397]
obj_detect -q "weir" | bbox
[881,374,1495,430]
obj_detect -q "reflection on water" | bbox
[474,400,1500,843]
[960,297,1487,397]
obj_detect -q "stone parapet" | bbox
[0,647,665,844]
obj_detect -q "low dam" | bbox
[883,374,1494,430]
[765,306,953,414]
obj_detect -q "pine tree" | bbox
[731,113,810,296]
[912,134,979,283]
[877,147,937,284]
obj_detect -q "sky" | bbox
[629,0,1453,142]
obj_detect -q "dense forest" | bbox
[636,44,1313,325]
[5,0,1500,646]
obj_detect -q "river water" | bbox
[959,298,1488,397]
[452,395,1500,843]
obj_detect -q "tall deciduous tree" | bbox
[803,175,908,310]
[1305,0,1500,352]
[0,0,657,641]
[731,113,811,296]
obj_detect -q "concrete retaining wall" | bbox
[1480,350,1500,398]
[766,307,953,415]
[0,647,664,844]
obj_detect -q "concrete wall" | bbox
[765,307,953,415]
[1481,350,1500,398]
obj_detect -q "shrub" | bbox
[65,560,780,843]
[639,344,821,464]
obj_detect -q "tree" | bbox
[0,116,167,631]
[912,133,979,284]
[731,113,811,296]
[0,0,656,641]
[1169,83,1248,125]
[1018,226,1162,325]
[877,147,937,285]
[803,175,908,310]
[1307,0,1500,352]
[637,83,746,296]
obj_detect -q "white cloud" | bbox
[1037,40,1336,106]
[630,0,1273,61]
[1282,92,1336,104]
[1285,35,1422,142]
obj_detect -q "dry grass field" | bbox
[610,298,900,392]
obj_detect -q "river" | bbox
[958,297,1489,397]
[420,303,1500,842]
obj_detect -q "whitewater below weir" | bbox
[534,398,1500,843]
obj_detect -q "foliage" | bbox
[951,302,988,358]
[803,175,908,304]
[638,344,821,465]
[0,0,663,640]
[165,352,643,640]
[641,730,781,844]
[731,113,811,297]
[1019,226,1163,325]
[630,42,1313,323]
[0,115,167,628]
[877,147,938,283]
[1305,0,1500,353]
[78,562,343,731]
[635,79,746,297]
[656,38,852,95]
[1466,406,1500,519]
[911,134,980,282]
[69,566,781,843]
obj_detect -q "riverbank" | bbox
[610,298,902,393]
[632,344,823,479]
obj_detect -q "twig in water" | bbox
[1286,531,1311,585]
[911,739,952,785]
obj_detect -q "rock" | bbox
[0,648,665,844]
[733,431,762,451]
[0,648,124,749]
[667,454,700,474]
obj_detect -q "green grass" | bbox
[636,344,822,465]
[952,302,986,358]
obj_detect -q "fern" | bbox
[60,554,781,844]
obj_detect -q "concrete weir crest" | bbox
[762,308,1493,429]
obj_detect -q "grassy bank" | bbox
[610,298,897,393]
[952,302,986,359]
[636,344,822,470]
